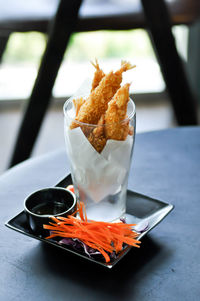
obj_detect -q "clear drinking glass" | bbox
[63,97,136,222]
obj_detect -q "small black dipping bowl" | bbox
[24,187,76,235]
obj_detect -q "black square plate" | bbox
[5,174,174,268]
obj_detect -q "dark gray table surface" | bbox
[1,126,200,301]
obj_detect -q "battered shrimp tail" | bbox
[90,58,100,70]
[73,97,86,117]
[115,60,136,76]
[115,83,131,108]
[90,59,105,91]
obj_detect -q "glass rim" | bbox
[63,96,136,127]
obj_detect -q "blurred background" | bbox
[0,0,199,174]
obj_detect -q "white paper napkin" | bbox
[65,127,133,202]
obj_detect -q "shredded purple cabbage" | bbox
[59,238,101,257]
[59,237,117,262]
[120,217,126,223]
[134,220,149,233]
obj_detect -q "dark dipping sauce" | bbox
[32,201,69,216]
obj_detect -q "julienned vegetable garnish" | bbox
[43,202,141,263]
[66,185,74,193]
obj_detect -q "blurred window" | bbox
[0,26,188,101]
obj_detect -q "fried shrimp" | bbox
[105,83,131,141]
[70,61,134,129]
[91,59,105,91]
[88,115,107,153]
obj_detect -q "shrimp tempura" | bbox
[72,60,104,126]
[105,83,131,141]
[88,115,107,153]
[91,59,105,91]
[70,61,134,129]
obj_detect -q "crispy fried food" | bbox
[70,61,134,129]
[73,97,86,117]
[105,83,131,141]
[128,125,134,136]
[91,59,105,91]
[88,115,107,153]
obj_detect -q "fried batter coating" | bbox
[91,59,105,91]
[105,83,131,141]
[88,115,107,153]
[70,61,134,129]
[128,125,134,136]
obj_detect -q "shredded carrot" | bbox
[66,185,75,194]
[44,201,141,263]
